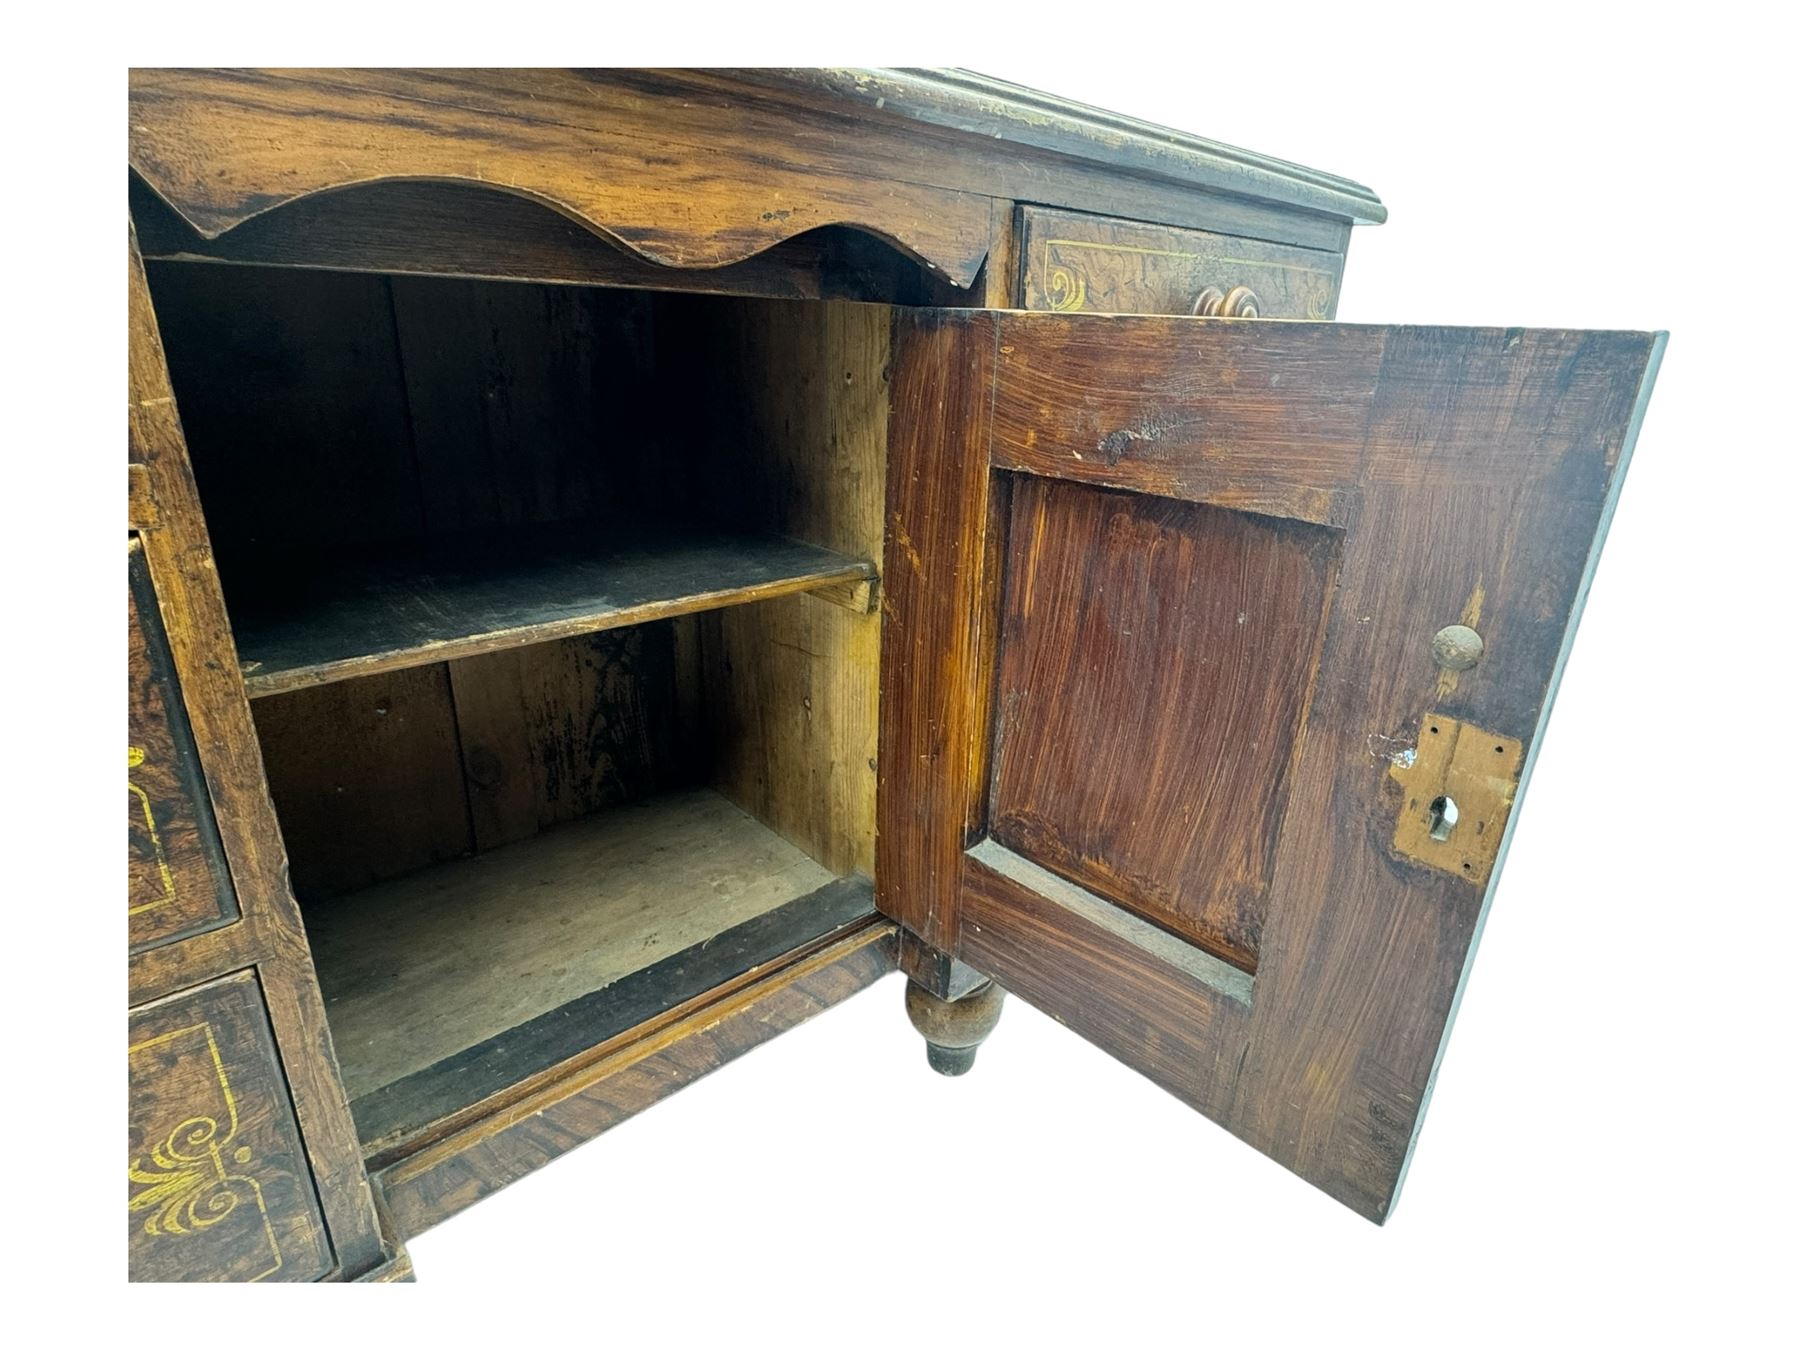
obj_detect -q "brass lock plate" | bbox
[1389,715,1523,885]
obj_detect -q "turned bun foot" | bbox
[904,978,1005,1077]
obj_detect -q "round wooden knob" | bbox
[1191,286,1227,317]
[1221,284,1261,318]
[1192,284,1262,318]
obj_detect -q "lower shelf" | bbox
[303,788,875,1148]
[372,919,899,1239]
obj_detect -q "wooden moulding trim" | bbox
[131,172,996,287]
[126,69,998,283]
[966,840,1254,1007]
[366,916,899,1175]
[755,68,1389,225]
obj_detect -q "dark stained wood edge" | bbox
[968,840,1254,1004]
[987,313,1386,528]
[128,463,158,529]
[351,876,878,1150]
[733,69,1388,224]
[980,199,1021,308]
[915,312,1663,1223]
[130,913,272,1007]
[130,224,394,1278]
[234,530,878,700]
[958,845,1253,1119]
[130,173,974,308]
[127,69,998,281]
[354,1248,416,1282]
[897,930,993,1002]
[373,919,899,1239]
[129,68,1368,282]
[1384,331,1669,1215]
[875,310,999,950]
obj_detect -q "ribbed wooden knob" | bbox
[1221,284,1260,318]
[1191,286,1227,317]
[1192,284,1262,318]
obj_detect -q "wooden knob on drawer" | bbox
[1191,286,1227,317]
[1192,284,1262,318]
[1221,284,1261,318]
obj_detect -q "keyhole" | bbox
[1428,795,1459,842]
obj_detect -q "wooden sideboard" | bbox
[125,68,1663,1280]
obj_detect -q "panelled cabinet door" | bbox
[878,312,1663,1221]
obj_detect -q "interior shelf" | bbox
[232,523,876,699]
[305,787,876,1148]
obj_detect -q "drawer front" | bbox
[128,971,333,1282]
[129,541,238,951]
[1018,206,1344,319]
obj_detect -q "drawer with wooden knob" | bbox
[1017,205,1345,318]
[128,971,333,1282]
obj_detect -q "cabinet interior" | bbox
[144,258,893,1152]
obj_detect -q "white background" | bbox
[14,3,1790,1341]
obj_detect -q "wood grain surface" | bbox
[375,920,898,1238]
[1018,205,1346,318]
[131,176,958,306]
[989,477,1341,971]
[232,525,874,699]
[129,972,332,1282]
[128,69,996,280]
[307,789,839,1101]
[875,312,999,952]
[129,542,238,951]
[886,311,1664,1221]
[668,296,890,877]
[129,231,394,1276]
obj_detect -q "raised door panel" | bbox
[129,541,239,952]
[988,477,1341,972]
[879,310,1662,1221]
[128,972,333,1281]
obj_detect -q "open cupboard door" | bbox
[877,311,1662,1221]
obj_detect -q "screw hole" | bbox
[1495,744,1505,753]
[1429,725,1440,735]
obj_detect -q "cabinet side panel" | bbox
[668,297,890,877]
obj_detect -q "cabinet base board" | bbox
[370,918,899,1241]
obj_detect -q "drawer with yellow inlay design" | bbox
[128,971,332,1282]
[1017,205,1345,319]
[129,540,238,952]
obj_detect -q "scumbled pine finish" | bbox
[126,68,1659,1279]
